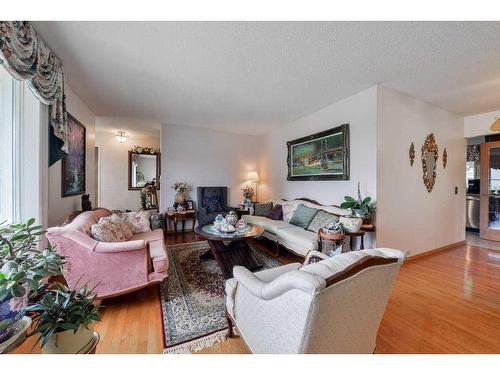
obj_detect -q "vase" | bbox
[41,324,95,354]
[225,211,238,226]
[174,191,185,204]
[0,296,23,344]
[339,216,363,233]
[244,197,252,207]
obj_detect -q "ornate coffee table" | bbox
[195,223,265,279]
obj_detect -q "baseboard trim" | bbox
[406,240,466,261]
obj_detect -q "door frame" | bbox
[479,141,500,241]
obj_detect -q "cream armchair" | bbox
[225,248,404,354]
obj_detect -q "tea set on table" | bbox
[212,211,247,233]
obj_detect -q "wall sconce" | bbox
[115,130,128,143]
[247,171,260,202]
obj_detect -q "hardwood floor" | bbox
[14,233,500,354]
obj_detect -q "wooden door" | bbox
[480,141,500,241]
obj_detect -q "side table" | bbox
[345,230,366,251]
[235,207,250,219]
[165,210,196,236]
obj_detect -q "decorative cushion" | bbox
[267,204,283,220]
[282,203,298,223]
[119,211,152,234]
[203,196,223,213]
[91,221,127,242]
[99,214,134,240]
[306,210,339,233]
[254,202,273,217]
[289,204,318,229]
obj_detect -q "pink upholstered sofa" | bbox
[46,208,168,299]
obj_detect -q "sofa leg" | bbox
[275,242,280,257]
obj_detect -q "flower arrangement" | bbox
[130,145,159,154]
[171,181,188,193]
[241,186,254,200]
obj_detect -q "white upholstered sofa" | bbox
[225,248,404,354]
[242,198,351,257]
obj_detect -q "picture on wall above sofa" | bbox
[287,124,349,181]
[61,113,86,197]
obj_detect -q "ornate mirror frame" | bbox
[128,150,161,191]
[421,133,438,193]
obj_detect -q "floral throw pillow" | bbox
[99,214,133,240]
[91,222,126,242]
[282,203,298,223]
[120,211,152,234]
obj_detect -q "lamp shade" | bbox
[247,171,260,182]
[491,118,500,132]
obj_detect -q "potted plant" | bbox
[339,183,373,232]
[27,282,101,354]
[0,219,64,344]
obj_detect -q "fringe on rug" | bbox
[163,329,228,354]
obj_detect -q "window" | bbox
[0,67,13,222]
[0,68,46,225]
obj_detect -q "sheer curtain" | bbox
[0,67,48,230]
[0,66,13,222]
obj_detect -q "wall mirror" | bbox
[128,150,161,190]
[421,133,438,193]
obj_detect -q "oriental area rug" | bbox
[160,240,282,354]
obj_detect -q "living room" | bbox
[2,1,500,373]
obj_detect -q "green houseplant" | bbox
[0,219,64,343]
[340,182,372,218]
[27,282,101,353]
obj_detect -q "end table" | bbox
[165,210,196,236]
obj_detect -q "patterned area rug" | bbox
[160,240,282,354]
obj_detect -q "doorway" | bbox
[94,146,100,206]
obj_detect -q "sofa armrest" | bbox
[233,266,325,300]
[47,227,97,250]
[252,262,302,282]
[94,240,147,253]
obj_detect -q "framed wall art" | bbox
[287,124,349,181]
[61,113,86,197]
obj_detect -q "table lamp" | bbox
[247,171,260,202]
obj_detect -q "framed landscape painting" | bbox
[287,124,349,181]
[61,114,86,197]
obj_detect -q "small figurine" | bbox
[81,194,92,212]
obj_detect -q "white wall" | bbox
[95,117,160,211]
[259,86,378,205]
[48,84,96,227]
[377,87,466,256]
[160,124,260,215]
[464,109,500,138]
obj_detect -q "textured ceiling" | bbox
[33,21,500,134]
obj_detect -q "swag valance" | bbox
[0,21,68,159]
